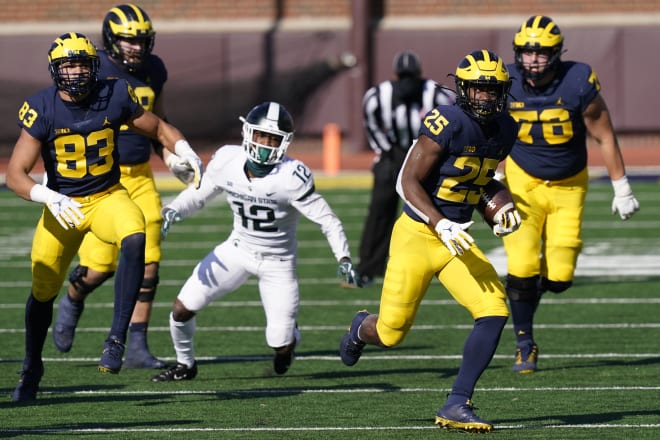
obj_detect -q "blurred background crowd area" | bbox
[1,0,659,171]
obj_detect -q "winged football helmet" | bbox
[454,49,511,122]
[240,102,294,171]
[513,15,564,80]
[102,3,155,71]
[48,32,99,98]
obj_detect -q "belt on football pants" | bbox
[71,183,123,203]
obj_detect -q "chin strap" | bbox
[245,160,274,177]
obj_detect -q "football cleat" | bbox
[339,310,369,366]
[435,399,494,433]
[52,294,85,353]
[513,341,539,373]
[151,362,198,382]
[273,349,294,375]
[273,327,301,375]
[11,362,44,402]
[124,350,167,369]
[98,336,125,374]
[124,331,166,369]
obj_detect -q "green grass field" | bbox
[1,178,659,439]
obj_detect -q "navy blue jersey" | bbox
[98,50,167,164]
[403,104,518,224]
[507,61,600,180]
[17,79,141,196]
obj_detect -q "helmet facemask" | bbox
[514,47,562,81]
[241,120,293,166]
[454,50,511,123]
[48,32,99,99]
[456,79,510,122]
[513,15,563,81]
[239,102,294,177]
[113,36,154,71]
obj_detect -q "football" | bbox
[476,179,516,227]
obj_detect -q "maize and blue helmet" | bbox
[48,32,99,98]
[454,49,511,122]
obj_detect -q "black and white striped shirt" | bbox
[362,78,455,154]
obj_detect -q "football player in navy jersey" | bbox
[339,50,521,433]
[52,4,192,370]
[356,51,455,287]
[502,15,640,374]
[149,102,360,382]
[7,32,203,402]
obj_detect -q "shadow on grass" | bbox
[495,408,660,426]
[572,275,660,287]
[0,419,201,437]
[521,355,660,373]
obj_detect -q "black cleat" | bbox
[11,362,44,402]
[151,362,198,382]
[339,310,369,366]
[273,326,300,375]
[273,350,294,375]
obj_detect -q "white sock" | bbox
[170,312,196,367]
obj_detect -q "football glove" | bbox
[337,257,361,288]
[611,176,640,220]
[165,153,195,184]
[434,218,474,256]
[30,184,84,230]
[492,209,522,237]
[161,207,182,239]
[174,140,204,189]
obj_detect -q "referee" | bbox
[356,50,455,286]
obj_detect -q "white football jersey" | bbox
[166,144,351,260]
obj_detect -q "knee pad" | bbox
[506,274,540,302]
[541,277,572,294]
[68,265,114,296]
[138,276,159,302]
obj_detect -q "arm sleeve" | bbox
[292,192,351,261]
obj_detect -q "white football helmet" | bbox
[240,102,294,166]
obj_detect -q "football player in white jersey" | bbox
[152,101,361,380]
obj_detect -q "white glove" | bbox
[492,208,522,237]
[611,176,639,220]
[161,207,182,239]
[337,257,361,288]
[30,184,84,230]
[434,219,475,256]
[165,153,195,184]
[174,140,203,189]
